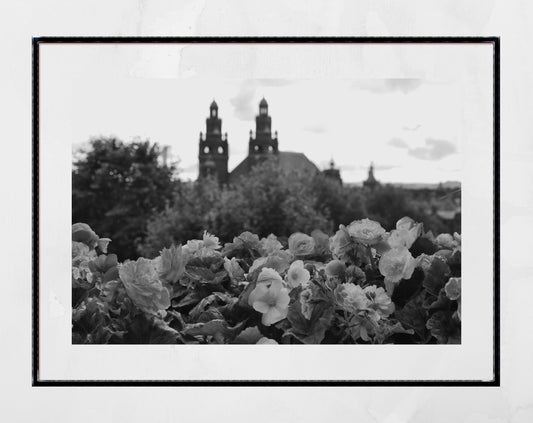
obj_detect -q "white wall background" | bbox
[1,0,532,422]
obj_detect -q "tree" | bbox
[72,137,177,260]
[140,159,332,256]
[364,185,419,230]
[311,173,366,229]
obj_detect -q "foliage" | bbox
[139,160,459,258]
[72,215,461,345]
[73,141,460,262]
[139,159,331,257]
[72,137,177,260]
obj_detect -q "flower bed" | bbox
[72,217,461,344]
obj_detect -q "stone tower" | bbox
[198,100,229,183]
[323,159,343,185]
[363,162,380,190]
[248,98,278,163]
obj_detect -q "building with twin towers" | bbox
[198,98,344,185]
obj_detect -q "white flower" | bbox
[248,269,290,326]
[387,217,422,249]
[364,285,395,318]
[444,277,461,301]
[183,231,221,258]
[202,231,221,251]
[286,260,310,289]
[96,238,112,254]
[288,232,315,256]
[118,258,170,315]
[334,283,369,313]
[259,234,283,256]
[435,233,455,250]
[256,337,278,344]
[378,247,416,295]
[154,245,188,284]
[346,218,386,246]
[378,247,416,284]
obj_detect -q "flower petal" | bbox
[253,300,271,314]
[262,307,285,326]
[276,288,291,308]
[248,283,269,307]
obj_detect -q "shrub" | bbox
[72,216,461,345]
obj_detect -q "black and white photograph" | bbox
[35,38,497,384]
[69,55,464,346]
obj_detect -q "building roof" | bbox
[210,100,218,109]
[259,97,268,107]
[278,151,319,173]
[229,151,319,183]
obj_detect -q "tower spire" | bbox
[363,162,380,190]
[249,98,278,158]
[322,157,343,185]
[198,100,228,183]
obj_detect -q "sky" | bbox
[41,43,469,184]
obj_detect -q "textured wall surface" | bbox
[2,1,532,421]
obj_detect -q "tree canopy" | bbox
[72,137,177,260]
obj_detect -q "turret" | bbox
[198,100,229,183]
[248,98,279,158]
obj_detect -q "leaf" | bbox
[123,314,180,344]
[188,293,236,321]
[410,235,437,257]
[148,319,181,344]
[222,232,261,257]
[232,326,263,344]
[187,266,217,281]
[187,263,227,286]
[196,307,225,323]
[374,320,415,344]
[391,268,424,308]
[447,250,462,277]
[394,292,429,342]
[183,320,227,337]
[165,310,187,332]
[426,310,461,344]
[172,291,201,309]
[102,267,119,282]
[423,288,452,311]
[286,299,334,344]
[187,255,225,273]
[238,281,255,309]
[182,319,245,343]
[422,257,451,296]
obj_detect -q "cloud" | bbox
[387,136,457,161]
[257,78,293,87]
[388,137,409,148]
[230,79,294,121]
[302,124,327,134]
[402,124,422,131]
[230,81,257,120]
[352,78,423,94]
[408,138,457,160]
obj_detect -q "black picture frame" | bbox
[32,36,500,387]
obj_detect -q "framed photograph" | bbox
[33,37,499,385]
